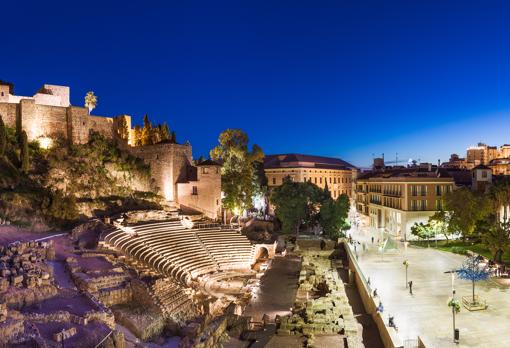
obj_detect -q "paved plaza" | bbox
[350,223,510,348]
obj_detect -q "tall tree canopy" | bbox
[141,114,152,146]
[319,193,350,239]
[482,179,510,262]
[210,129,264,213]
[271,177,349,238]
[271,177,321,236]
[443,187,490,240]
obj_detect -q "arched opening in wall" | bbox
[253,246,269,272]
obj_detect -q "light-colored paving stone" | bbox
[351,225,510,348]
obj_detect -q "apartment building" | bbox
[355,167,454,241]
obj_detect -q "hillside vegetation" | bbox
[0,119,162,230]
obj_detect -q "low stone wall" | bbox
[0,318,24,346]
[343,241,403,348]
[296,239,336,250]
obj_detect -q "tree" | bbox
[456,256,490,305]
[20,130,29,174]
[429,210,454,243]
[151,125,161,144]
[444,188,491,240]
[0,115,6,157]
[84,91,98,115]
[410,222,436,245]
[133,125,142,146]
[271,177,320,237]
[159,123,170,142]
[481,179,510,262]
[481,220,510,263]
[210,129,264,213]
[170,131,177,143]
[116,116,130,141]
[141,114,152,145]
[319,193,350,239]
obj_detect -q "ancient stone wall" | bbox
[0,102,17,126]
[126,143,193,201]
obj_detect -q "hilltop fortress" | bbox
[0,82,221,219]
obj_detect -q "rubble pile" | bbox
[277,251,362,348]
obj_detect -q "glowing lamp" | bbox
[38,137,53,150]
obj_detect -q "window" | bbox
[314,177,317,184]
[0,92,3,96]
[482,171,488,178]
[436,185,441,196]
[272,178,276,185]
[216,167,220,174]
[329,177,332,183]
[320,177,322,184]
[192,186,198,195]
[202,167,209,174]
[334,178,337,184]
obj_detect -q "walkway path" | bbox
[243,255,301,322]
[350,223,510,348]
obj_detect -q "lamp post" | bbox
[445,269,459,343]
[403,260,409,288]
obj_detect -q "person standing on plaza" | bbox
[408,281,413,295]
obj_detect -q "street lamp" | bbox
[403,260,409,288]
[445,269,460,344]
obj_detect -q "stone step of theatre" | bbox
[101,220,255,286]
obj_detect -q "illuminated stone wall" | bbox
[0,83,221,217]
[126,143,192,201]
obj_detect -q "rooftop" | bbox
[264,153,356,170]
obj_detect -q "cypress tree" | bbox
[0,115,6,157]
[159,123,170,142]
[142,114,152,145]
[20,130,29,173]
[171,131,177,143]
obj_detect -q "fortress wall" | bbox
[30,103,68,139]
[126,143,193,201]
[66,106,91,144]
[19,100,68,141]
[0,103,17,126]
[88,115,114,140]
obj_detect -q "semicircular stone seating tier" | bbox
[102,220,256,286]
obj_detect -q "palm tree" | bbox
[84,91,98,115]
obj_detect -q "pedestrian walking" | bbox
[371,236,374,244]
[367,277,371,287]
[373,288,378,297]
[408,281,413,295]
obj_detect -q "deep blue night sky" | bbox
[2,1,510,166]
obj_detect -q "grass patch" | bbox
[410,240,510,266]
